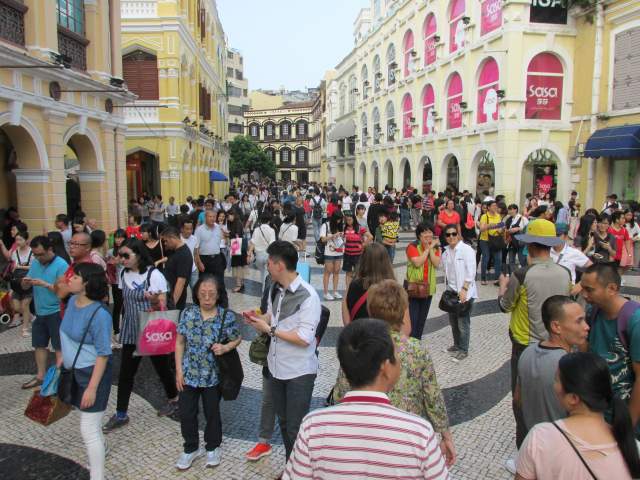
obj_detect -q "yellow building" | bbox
[0,0,132,233]
[121,0,229,201]
[571,1,640,208]
[326,0,580,204]
[244,91,322,183]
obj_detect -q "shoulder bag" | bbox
[405,243,430,299]
[58,304,103,405]
[215,308,244,401]
[349,291,369,322]
[484,214,506,251]
[438,260,472,316]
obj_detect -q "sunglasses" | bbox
[119,252,131,259]
[445,232,458,237]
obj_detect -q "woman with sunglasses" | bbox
[102,239,179,433]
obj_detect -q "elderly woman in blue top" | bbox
[174,274,241,470]
[58,263,112,480]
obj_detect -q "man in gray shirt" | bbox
[515,295,589,439]
[194,210,227,308]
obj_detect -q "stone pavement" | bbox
[2,231,639,479]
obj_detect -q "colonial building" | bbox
[121,0,229,201]
[226,48,249,140]
[244,91,322,183]
[326,0,580,204]
[0,0,132,233]
[572,1,640,208]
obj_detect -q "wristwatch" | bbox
[269,326,276,337]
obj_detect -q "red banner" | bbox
[525,74,563,120]
[448,96,463,129]
[481,0,502,35]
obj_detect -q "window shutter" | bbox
[123,51,159,100]
[612,26,640,111]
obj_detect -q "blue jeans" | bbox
[269,373,316,460]
[409,296,433,339]
[449,298,474,352]
[385,244,396,263]
[312,217,324,242]
[507,246,526,275]
[479,239,502,281]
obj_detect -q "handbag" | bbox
[215,308,244,401]
[135,309,180,356]
[620,244,634,268]
[483,214,506,251]
[406,281,430,299]
[314,241,325,265]
[438,289,471,315]
[230,237,242,256]
[10,250,32,293]
[24,388,72,426]
[40,365,61,397]
[249,332,270,366]
[58,305,102,405]
[405,242,430,299]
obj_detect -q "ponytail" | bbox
[611,396,640,477]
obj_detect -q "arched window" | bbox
[264,122,275,140]
[446,73,463,129]
[477,58,499,123]
[421,84,436,135]
[373,55,382,93]
[449,0,466,54]
[423,13,437,66]
[361,64,369,100]
[525,53,564,120]
[480,0,502,36]
[349,75,357,111]
[280,121,291,139]
[296,147,308,164]
[249,122,259,139]
[403,30,415,77]
[280,147,291,164]
[402,94,414,139]
[264,148,275,163]
[361,112,368,147]
[123,50,159,100]
[296,120,308,138]
[339,83,347,116]
[373,107,381,145]
[387,43,397,86]
[386,100,396,142]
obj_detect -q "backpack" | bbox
[587,299,639,351]
[312,198,323,219]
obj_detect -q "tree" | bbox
[229,136,276,179]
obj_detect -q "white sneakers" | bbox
[176,447,221,470]
[205,448,221,468]
[333,292,343,299]
[324,292,342,301]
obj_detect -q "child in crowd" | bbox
[125,215,142,239]
[376,211,400,262]
[355,204,368,232]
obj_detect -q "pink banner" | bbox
[403,30,414,77]
[481,0,502,36]
[477,59,499,123]
[403,94,414,138]
[448,96,463,129]
[424,14,437,66]
[449,0,466,53]
[525,74,563,120]
[422,85,435,134]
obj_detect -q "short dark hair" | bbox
[55,213,69,225]
[73,262,108,301]
[192,274,222,306]
[161,226,180,239]
[15,229,29,240]
[266,240,298,272]
[444,223,458,234]
[30,235,52,251]
[541,295,577,332]
[584,263,621,289]
[508,204,518,211]
[415,222,435,239]
[90,229,106,249]
[611,211,624,224]
[121,238,154,274]
[337,318,396,389]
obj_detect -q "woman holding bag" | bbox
[406,222,441,340]
[102,239,179,433]
[59,263,112,480]
[479,200,505,286]
[175,275,241,470]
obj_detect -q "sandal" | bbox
[21,328,30,338]
[232,284,244,293]
[21,377,42,390]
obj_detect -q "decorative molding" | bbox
[13,168,51,183]
[77,170,106,182]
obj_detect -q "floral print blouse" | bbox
[177,305,239,388]
[333,330,449,433]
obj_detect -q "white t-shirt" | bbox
[356,201,370,219]
[279,223,299,244]
[119,268,168,294]
[11,247,32,267]
[181,235,198,273]
[342,196,352,210]
[320,223,344,257]
[550,244,590,284]
[251,224,276,253]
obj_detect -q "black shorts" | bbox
[32,312,62,350]
[342,254,361,272]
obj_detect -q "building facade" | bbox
[244,94,321,184]
[326,0,580,204]
[571,1,640,208]
[226,47,249,140]
[121,0,229,201]
[0,0,131,234]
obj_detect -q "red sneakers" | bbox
[245,443,272,461]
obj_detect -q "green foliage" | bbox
[229,135,276,179]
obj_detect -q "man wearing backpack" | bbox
[580,263,640,434]
[505,204,528,274]
[310,189,326,242]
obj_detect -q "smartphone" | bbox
[496,222,505,228]
[242,310,258,321]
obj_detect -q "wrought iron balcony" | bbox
[57,26,88,71]
[0,0,28,47]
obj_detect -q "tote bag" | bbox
[135,309,180,356]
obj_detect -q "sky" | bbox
[217,0,369,91]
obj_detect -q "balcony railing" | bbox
[58,26,88,71]
[124,103,159,124]
[0,0,28,47]
[121,0,158,19]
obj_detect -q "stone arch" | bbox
[442,153,460,193]
[400,157,411,189]
[359,162,367,189]
[470,149,496,199]
[63,124,104,171]
[384,158,394,189]
[417,155,433,192]
[122,42,159,57]
[519,147,565,205]
[0,112,48,169]
[371,159,380,192]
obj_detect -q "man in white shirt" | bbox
[551,224,592,294]
[244,240,321,464]
[440,224,477,362]
[55,213,72,253]
[284,318,448,480]
[180,217,199,290]
[166,196,180,227]
[194,210,227,308]
[506,204,529,273]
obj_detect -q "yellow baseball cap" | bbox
[514,219,563,247]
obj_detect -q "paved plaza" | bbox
[2,231,639,480]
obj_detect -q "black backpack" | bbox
[312,198,323,219]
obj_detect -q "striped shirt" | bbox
[283,391,449,480]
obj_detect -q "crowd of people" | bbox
[1,180,640,479]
